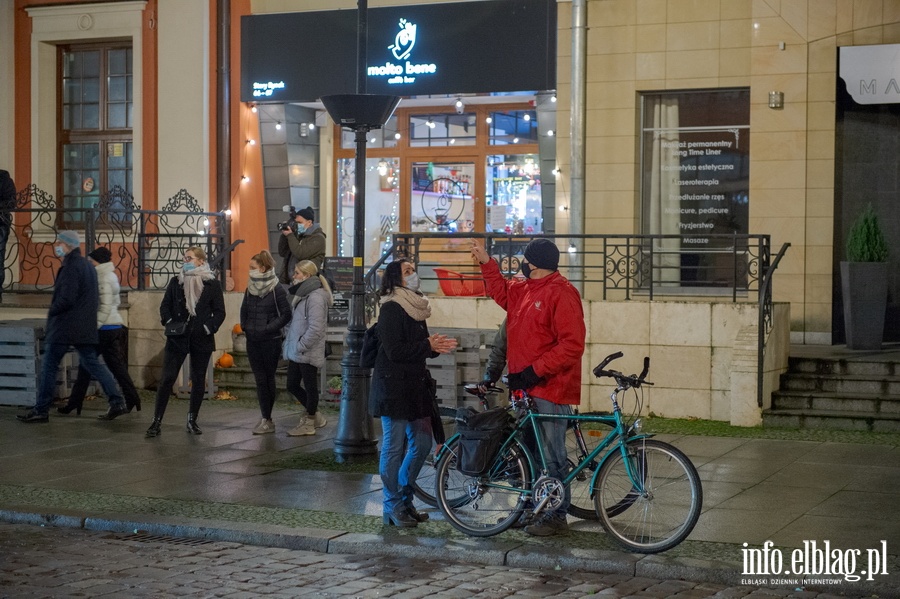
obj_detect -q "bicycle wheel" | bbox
[412,406,460,507]
[594,438,702,554]
[436,437,533,537]
[566,422,604,520]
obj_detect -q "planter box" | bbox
[841,261,888,350]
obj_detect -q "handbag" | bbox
[164,319,189,336]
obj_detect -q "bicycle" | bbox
[433,352,703,554]
[412,384,607,522]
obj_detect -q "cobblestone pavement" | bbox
[0,523,867,599]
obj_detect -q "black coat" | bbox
[45,248,99,346]
[240,284,291,342]
[159,276,226,353]
[368,301,437,420]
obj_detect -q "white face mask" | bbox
[249,268,261,278]
[405,272,421,292]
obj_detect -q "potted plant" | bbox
[841,204,889,350]
[326,376,343,396]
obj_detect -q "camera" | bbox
[278,205,297,231]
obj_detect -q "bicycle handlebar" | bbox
[592,352,653,388]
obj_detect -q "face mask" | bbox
[249,269,261,278]
[521,262,532,279]
[405,272,421,292]
[54,246,65,258]
[296,223,307,234]
[183,262,196,272]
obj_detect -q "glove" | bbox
[476,379,496,394]
[507,366,541,390]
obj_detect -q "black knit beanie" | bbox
[524,238,559,271]
[297,206,315,221]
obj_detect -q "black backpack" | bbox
[455,407,512,476]
[359,322,379,368]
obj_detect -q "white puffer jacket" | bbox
[95,261,124,328]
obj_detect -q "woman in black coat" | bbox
[368,258,457,527]
[146,246,226,437]
[240,249,291,434]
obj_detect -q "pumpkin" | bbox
[232,323,243,335]
[217,352,234,368]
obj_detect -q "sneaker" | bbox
[313,412,327,428]
[287,418,315,436]
[252,419,275,435]
[524,514,569,537]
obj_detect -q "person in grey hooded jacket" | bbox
[282,259,332,436]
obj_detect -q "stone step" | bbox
[788,356,900,377]
[770,389,900,414]
[778,372,900,395]
[762,409,900,433]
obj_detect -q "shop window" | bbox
[340,116,400,150]
[409,113,476,147]
[59,43,134,225]
[489,110,538,145]
[410,162,475,232]
[336,157,400,265]
[484,154,542,234]
[640,89,750,289]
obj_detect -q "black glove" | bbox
[507,366,541,390]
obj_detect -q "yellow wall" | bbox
[556,0,900,344]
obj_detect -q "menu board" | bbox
[323,256,354,293]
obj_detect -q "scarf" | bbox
[289,276,322,308]
[247,268,279,297]
[177,263,215,316]
[381,286,431,322]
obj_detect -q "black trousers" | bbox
[247,337,282,420]
[286,361,319,416]
[68,326,141,409]
[153,343,213,419]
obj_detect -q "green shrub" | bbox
[846,204,888,262]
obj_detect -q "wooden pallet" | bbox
[0,320,44,406]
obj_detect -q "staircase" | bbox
[763,346,900,432]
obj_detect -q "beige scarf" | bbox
[380,286,431,322]
[247,268,279,297]
[178,263,215,316]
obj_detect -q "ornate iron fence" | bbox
[1,185,230,293]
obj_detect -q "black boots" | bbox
[57,403,82,415]
[186,413,202,435]
[145,417,162,437]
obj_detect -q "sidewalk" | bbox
[1,397,898,597]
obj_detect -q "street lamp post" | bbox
[321,94,401,462]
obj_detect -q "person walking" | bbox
[471,238,585,536]
[277,205,326,284]
[0,169,16,303]
[58,247,142,415]
[282,260,332,436]
[145,246,226,437]
[17,231,128,423]
[368,258,457,528]
[240,249,291,434]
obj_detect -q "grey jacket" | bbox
[282,286,329,368]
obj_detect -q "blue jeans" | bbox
[34,343,125,415]
[533,397,572,519]
[379,415,432,514]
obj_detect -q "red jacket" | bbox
[480,260,585,405]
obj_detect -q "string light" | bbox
[246,138,255,145]
[551,95,557,103]
[513,137,520,143]
[547,130,554,137]
[568,243,577,254]
[241,175,250,183]
[394,132,402,139]
[552,166,561,176]
[275,122,282,130]
[523,114,531,121]
[308,122,316,130]
[485,116,493,124]
[224,209,233,216]
[250,103,258,113]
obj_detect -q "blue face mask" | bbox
[296,223,308,234]
[183,262,196,272]
[54,246,65,258]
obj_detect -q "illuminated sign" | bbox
[241,0,556,103]
[840,44,900,105]
[367,19,437,86]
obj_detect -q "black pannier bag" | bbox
[455,407,512,476]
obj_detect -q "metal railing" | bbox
[366,232,779,302]
[1,185,234,293]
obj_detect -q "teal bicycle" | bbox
[433,352,703,554]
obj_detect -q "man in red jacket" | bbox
[471,238,585,536]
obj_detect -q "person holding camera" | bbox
[277,206,326,284]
